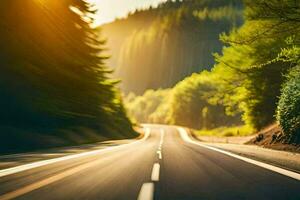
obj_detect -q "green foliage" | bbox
[193,5,243,21]
[124,89,171,123]
[167,72,241,129]
[101,0,243,94]
[168,72,213,128]
[0,0,135,152]
[209,0,300,130]
[277,65,300,138]
[125,72,242,129]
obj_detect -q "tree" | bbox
[168,72,241,129]
[0,0,135,151]
[210,0,300,130]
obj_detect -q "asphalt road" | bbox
[0,125,299,200]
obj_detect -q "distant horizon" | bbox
[88,0,167,26]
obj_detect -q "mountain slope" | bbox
[101,0,243,94]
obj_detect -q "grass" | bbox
[196,125,255,137]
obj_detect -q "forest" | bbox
[101,0,244,94]
[0,0,136,153]
[125,0,300,143]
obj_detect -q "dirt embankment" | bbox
[247,124,300,153]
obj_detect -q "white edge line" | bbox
[151,163,160,181]
[137,182,154,200]
[0,128,151,178]
[177,127,300,181]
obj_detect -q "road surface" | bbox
[0,125,299,200]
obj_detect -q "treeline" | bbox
[0,0,135,153]
[101,0,243,94]
[125,71,242,130]
[126,0,300,142]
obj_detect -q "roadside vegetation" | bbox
[125,0,300,143]
[125,71,243,130]
[0,0,136,153]
[196,125,254,137]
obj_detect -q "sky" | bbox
[88,0,167,26]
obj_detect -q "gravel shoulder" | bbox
[196,135,255,144]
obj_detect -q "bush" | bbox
[277,66,300,138]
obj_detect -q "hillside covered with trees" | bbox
[0,0,136,153]
[125,0,300,144]
[125,71,243,130]
[101,0,243,94]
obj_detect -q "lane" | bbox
[178,127,300,180]
[156,125,300,200]
[0,127,162,200]
[0,128,150,178]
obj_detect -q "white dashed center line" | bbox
[151,163,160,182]
[157,150,162,160]
[137,127,164,200]
[159,128,164,146]
[157,129,164,159]
[137,182,154,200]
